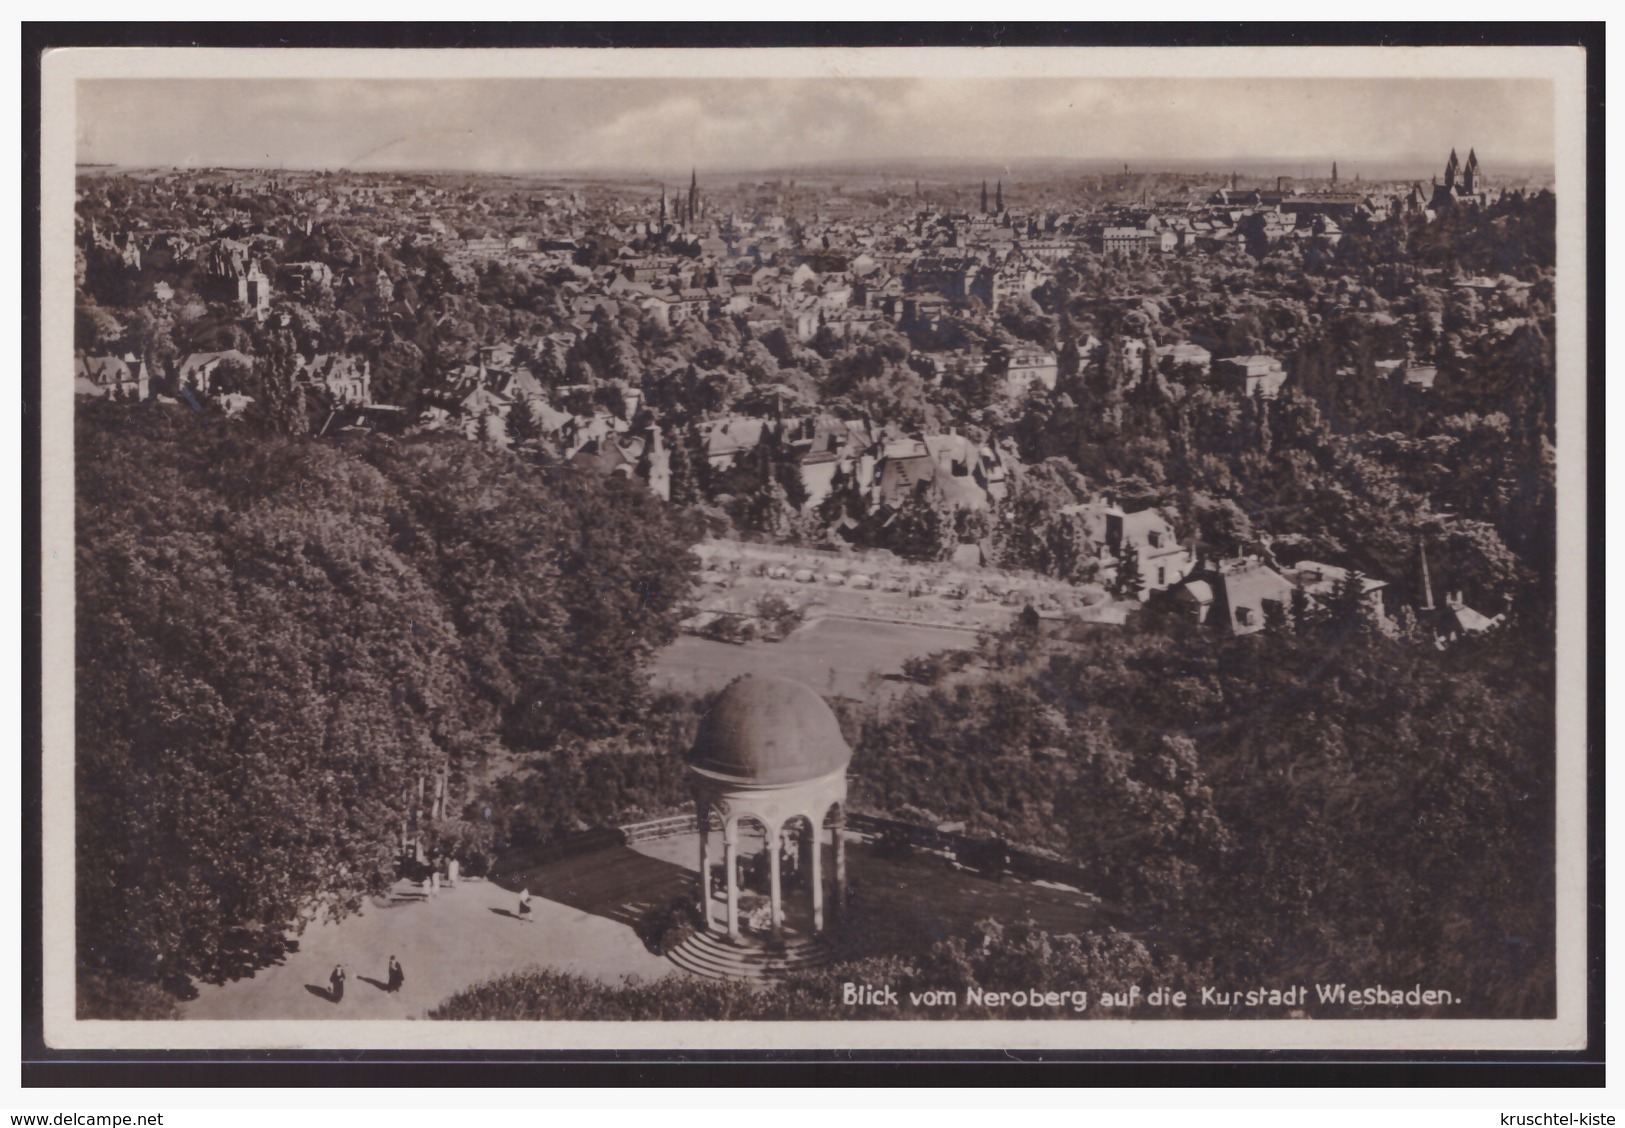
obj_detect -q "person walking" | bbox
[329,963,346,1003]
[518,887,532,922]
[386,955,404,993]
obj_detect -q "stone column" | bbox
[413,773,426,862]
[809,821,825,934]
[835,817,848,914]
[696,798,711,932]
[767,826,784,941]
[723,823,739,942]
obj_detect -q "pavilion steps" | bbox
[667,928,837,982]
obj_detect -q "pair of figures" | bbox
[327,956,404,1002]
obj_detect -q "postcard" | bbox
[38,42,1590,1053]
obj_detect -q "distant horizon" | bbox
[77,154,1555,184]
[77,77,1556,179]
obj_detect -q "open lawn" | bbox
[650,616,978,699]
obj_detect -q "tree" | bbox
[1190,494,1253,555]
[1328,568,1368,629]
[1289,583,1312,633]
[76,303,126,353]
[1262,595,1291,635]
[1140,332,1158,388]
[1114,542,1144,600]
[1249,384,1273,455]
[250,327,309,437]
[565,355,597,386]
[998,295,1055,348]
[988,460,1090,581]
[722,442,799,539]
[665,423,700,506]
[507,395,543,447]
[885,487,955,563]
[1056,337,1082,390]
[531,341,564,390]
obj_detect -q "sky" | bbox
[76,77,1556,178]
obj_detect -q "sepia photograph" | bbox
[35,41,1591,1055]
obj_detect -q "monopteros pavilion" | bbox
[685,675,850,961]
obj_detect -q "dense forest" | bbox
[840,604,1555,1017]
[75,402,699,989]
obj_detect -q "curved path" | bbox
[179,832,1107,1020]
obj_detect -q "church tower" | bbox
[995,179,1003,212]
[1332,161,1338,184]
[980,179,989,213]
[688,167,698,225]
[1444,148,1460,191]
[1463,148,1479,193]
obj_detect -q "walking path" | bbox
[179,833,1107,1020]
[180,873,672,1021]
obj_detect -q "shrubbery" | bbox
[900,648,974,685]
[77,967,181,1021]
[638,897,700,957]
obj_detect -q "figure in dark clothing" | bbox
[386,955,404,993]
[329,964,346,1003]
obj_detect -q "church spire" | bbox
[688,167,698,224]
[980,179,988,213]
[1332,160,1338,184]
[995,178,1003,212]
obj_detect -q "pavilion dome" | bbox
[687,675,852,787]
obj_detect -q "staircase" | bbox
[666,928,837,982]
